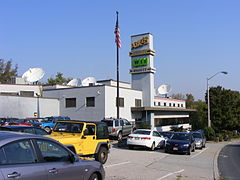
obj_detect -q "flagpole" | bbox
[116,11,120,119]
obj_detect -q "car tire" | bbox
[128,145,134,150]
[150,142,155,151]
[44,127,51,133]
[89,173,99,180]
[95,146,108,164]
[117,132,122,141]
[165,149,169,153]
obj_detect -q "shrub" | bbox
[204,127,215,141]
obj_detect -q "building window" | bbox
[135,99,141,107]
[158,102,161,106]
[169,103,172,107]
[181,104,183,107]
[154,102,156,106]
[164,102,166,106]
[116,97,124,107]
[66,98,76,108]
[178,104,180,107]
[86,97,95,107]
[173,103,175,107]
[20,91,34,97]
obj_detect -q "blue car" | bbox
[34,116,70,133]
[165,132,196,155]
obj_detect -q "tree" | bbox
[186,93,195,109]
[45,72,71,85]
[207,86,240,132]
[0,59,18,84]
[171,93,185,100]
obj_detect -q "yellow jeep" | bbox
[47,120,110,164]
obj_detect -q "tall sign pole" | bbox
[114,11,121,119]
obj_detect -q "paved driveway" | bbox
[104,140,231,180]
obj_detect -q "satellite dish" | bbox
[157,84,172,95]
[67,78,81,87]
[82,77,96,86]
[22,68,45,83]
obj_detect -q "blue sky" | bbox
[1,0,239,100]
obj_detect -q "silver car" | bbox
[0,131,105,180]
[101,118,134,141]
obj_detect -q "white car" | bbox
[127,129,165,150]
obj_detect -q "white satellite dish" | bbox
[82,77,96,86]
[157,84,172,96]
[67,78,81,87]
[22,68,45,83]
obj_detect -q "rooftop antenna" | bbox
[22,68,45,84]
[157,84,172,98]
[82,77,96,86]
[67,78,81,87]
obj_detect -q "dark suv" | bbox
[101,118,134,140]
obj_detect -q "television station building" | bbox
[0,33,195,131]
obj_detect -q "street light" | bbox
[207,71,228,127]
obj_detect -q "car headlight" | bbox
[182,144,189,147]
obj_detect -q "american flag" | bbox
[114,12,121,48]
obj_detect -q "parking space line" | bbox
[157,169,184,180]
[190,147,208,159]
[104,161,131,168]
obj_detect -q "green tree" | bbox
[46,72,71,85]
[0,59,18,84]
[207,86,240,132]
[171,93,185,100]
[186,93,195,109]
[191,100,207,130]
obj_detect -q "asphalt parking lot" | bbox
[104,140,229,180]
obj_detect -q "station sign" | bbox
[132,57,149,67]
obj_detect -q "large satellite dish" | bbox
[157,84,172,96]
[67,78,81,87]
[22,68,45,83]
[82,77,96,86]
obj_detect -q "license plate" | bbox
[135,137,140,140]
[173,147,178,151]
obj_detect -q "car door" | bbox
[80,124,98,154]
[0,139,47,180]
[152,131,164,147]
[35,139,85,180]
[123,119,133,135]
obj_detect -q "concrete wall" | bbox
[104,86,142,122]
[0,95,59,118]
[43,85,142,122]
[43,86,106,121]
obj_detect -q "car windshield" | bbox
[133,130,151,135]
[15,119,25,123]
[171,133,190,141]
[54,122,84,133]
[192,133,202,138]
[159,132,173,138]
[102,120,113,127]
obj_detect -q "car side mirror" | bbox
[69,154,79,163]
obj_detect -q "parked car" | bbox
[0,125,49,135]
[127,129,165,150]
[191,130,206,149]
[49,120,110,164]
[0,131,105,180]
[165,132,196,155]
[34,116,71,132]
[101,118,134,140]
[8,118,40,126]
[0,118,19,126]
[159,131,174,141]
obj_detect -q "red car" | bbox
[9,119,40,126]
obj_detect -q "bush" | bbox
[204,127,215,141]
[135,123,151,129]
